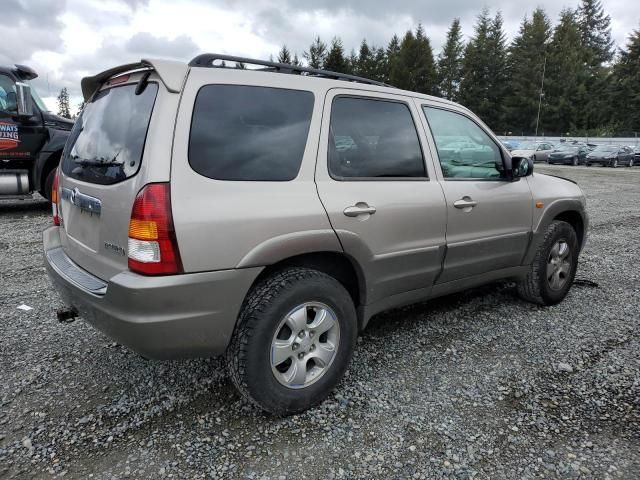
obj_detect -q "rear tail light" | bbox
[51,170,60,226]
[127,183,182,275]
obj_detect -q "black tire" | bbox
[611,158,618,168]
[585,162,591,167]
[41,168,57,202]
[572,156,578,166]
[226,267,357,416]
[629,158,634,167]
[517,220,579,306]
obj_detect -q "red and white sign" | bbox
[0,121,20,150]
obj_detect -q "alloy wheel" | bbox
[547,240,571,291]
[270,302,340,389]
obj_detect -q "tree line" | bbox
[272,0,639,136]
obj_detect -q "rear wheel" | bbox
[226,267,357,416]
[572,156,579,166]
[517,220,579,306]
[629,158,634,167]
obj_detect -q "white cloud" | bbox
[7,0,635,111]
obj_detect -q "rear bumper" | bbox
[43,226,262,359]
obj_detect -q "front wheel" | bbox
[517,220,579,306]
[611,158,619,168]
[226,267,357,416]
[629,158,634,167]
[572,156,579,166]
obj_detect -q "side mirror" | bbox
[15,82,33,118]
[510,156,534,180]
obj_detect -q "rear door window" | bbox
[61,83,158,185]
[328,96,425,179]
[189,85,314,181]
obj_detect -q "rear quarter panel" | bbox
[170,68,341,272]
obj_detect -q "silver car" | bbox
[43,55,588,415]
[511,141,555,163]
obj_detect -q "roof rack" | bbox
[189,53,392,88]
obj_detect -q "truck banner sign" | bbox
[0,121,20,151]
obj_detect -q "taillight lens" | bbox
[127,183,183,275]
[51,170,60,226]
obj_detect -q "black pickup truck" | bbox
[0,64,72,201]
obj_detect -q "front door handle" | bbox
[343,203,377,217]
[453,197,478,209]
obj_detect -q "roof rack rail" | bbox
[189,53,392,88]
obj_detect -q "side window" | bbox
[0,75,17,114]
[328,96,425,179]
[422,107,504,180]
[189,85,314,181]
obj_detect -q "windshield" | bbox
[516,141,536,150]
[592,145,617,152]
[61,83,158,185]
[555,145,578,153]
[26,80,48,111]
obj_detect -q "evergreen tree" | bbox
[372,47,388,83]
[389,25,437,94]
[277,45,292,64]
[608,27,640,131]
[504,8,552,133]
[459,10,509,130]
[437,18,464,100]
[292,54,301,67]
[304,36,327,69]
[386,34,402,85]
[577,0,614,65]
[355,39,375,78]
[544,8,585,133]
[56,87,71,119]
[324,37,348,73]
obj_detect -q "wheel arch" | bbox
[246,251,367,328]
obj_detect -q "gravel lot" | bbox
[1,164,638,479]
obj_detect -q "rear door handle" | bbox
[453,197,478,209]
[343,203,377,217]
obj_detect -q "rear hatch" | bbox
[57,71,166,281]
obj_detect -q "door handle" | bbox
[453,197,478,209]
[343,203,377,217]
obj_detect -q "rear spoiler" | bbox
[80,58,188,101]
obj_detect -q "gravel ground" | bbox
[0,164,638,479]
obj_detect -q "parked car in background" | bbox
[501,139,520,151]
[510,141,555,162]
[585,145,635,167]
[548,144,590,166]
[632,146,640,163]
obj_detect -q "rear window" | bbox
[188,85,314,181]
[61,83,158,185]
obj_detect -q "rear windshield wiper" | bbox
[72,151,123,167]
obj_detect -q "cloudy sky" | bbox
[2,0,637,111]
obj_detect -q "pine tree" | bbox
[437,18,464,100]
[355,40,375,78]
[75,100,85,119]
[544,8,585,134]
[389,26,436,94]
[56,87,71,119]
[292,54,301,67]
[459,9,494,126]
[324,37,348,73]
[486,12,509,131]
[304,36,327,69]
[386,34,402,86]
[608,28,640,131]
[277,45,292,64]
[577,0,614,66]
[504,8,552,133]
